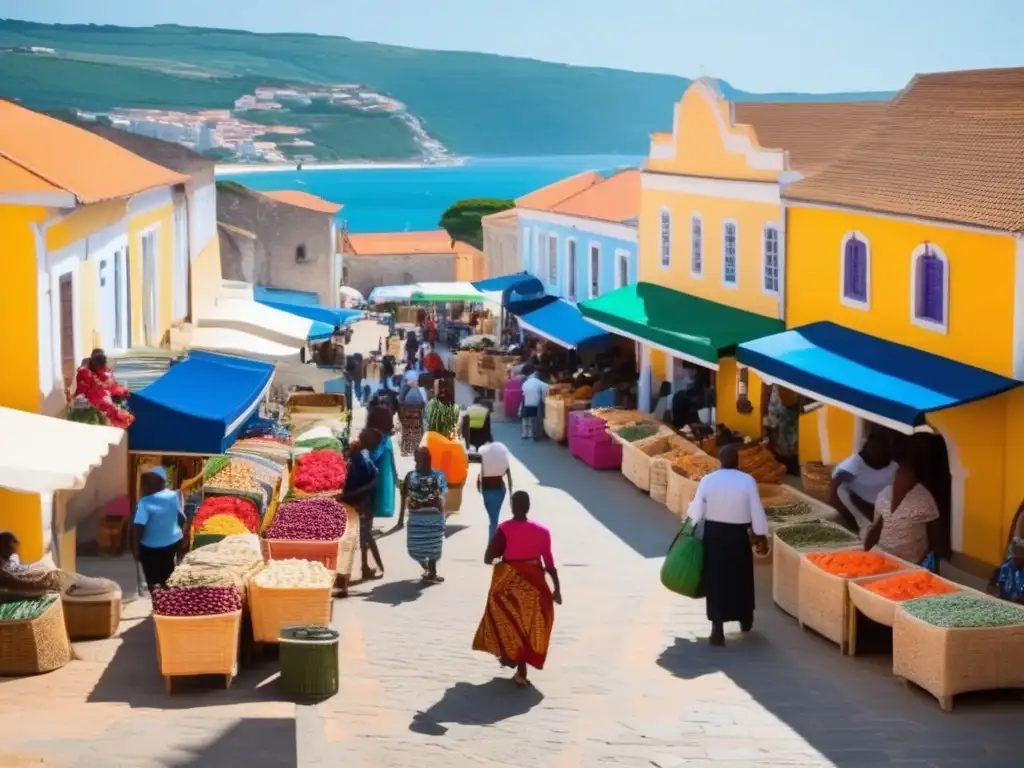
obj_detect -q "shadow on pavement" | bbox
[443,522,469,539]
[165,717,296,767]
[490,420,679,559]
[361,579,428,606]
[408,677,544,735]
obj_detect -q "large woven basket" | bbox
[337,505,360,580]
[771,525,860,618]
[445,483,465,514]
[620,440,650,491]
[262,539,343,574]
[800,462,834,502]
[0,598,72,676]
[544,397,570,443]
[154,610,241,685]
[249,582,333,644]
[666,467,699,517]
[892,601,1024,712]
[286,392,346,412]
[798,551,917,653]
[846,574,962,656]
[62,590,123,640]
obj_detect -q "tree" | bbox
[438,198,514,250]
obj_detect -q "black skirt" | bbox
[701,520,754,624]
[139,543,179,590]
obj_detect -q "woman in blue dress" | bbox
[367,404,399,525]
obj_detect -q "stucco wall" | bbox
[217,187,335,306]
[344,253,456,297]
[482,219,520,279]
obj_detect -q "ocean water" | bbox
[218,155,642,233]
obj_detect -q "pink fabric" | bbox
[499,519,554,568]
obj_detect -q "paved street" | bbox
[1,321,1021,768]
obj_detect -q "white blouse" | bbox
[688,469,769,536]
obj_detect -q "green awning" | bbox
[410,282,485,303]
[578,282,784,367]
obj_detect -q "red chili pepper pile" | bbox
[292,450,348,494]
[192,496,260,533]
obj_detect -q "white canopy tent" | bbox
[171,325,303,364]
[369,284,417,304]
[198,297,316,348]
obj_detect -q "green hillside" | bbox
[0,19,892,160]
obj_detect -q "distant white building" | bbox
[235,95,258,111]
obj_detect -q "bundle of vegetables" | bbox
[775,521,858,550]
[616,423,660,442]
[806,551,901,578]
[202,455,232,481]
[292,450,347,494]
[265,498,347,541]
[152,585,243,616]
[192,496,260,534]
[295,436,343,453]
[902,593,1024,628]
[765,501,813,524]
[196,514,252,537]
[672,454,721,481]
[0,594,57,622]
[865,571,959,602]
[426,399,461,438]
[252,558,334,588]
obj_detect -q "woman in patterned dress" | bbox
[399,448,447,583]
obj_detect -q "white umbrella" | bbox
[338,286,366,306]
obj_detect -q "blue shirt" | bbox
[134,489,184,549]
[344,449,379,497]
[996,559,1024,602]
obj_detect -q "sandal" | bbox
[361,567,384,581]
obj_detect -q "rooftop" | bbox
[259,189,343,215]
[0,100,187,205]
[783,66,1024,232]
[74,121,215,176]
[346,229,464,256]
[549,169,641,223]
[516,171,602,211]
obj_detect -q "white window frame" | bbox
[588,242,601,299]
[910,242,950,335]
[722,218,739,288]
[522,225,531,274]
[615,249,631,289]
[49,256,81,392]
[690,213,703,278]
[140,225,160,346]
[535,229,545,279]
[762,223,781,296]
[172,198,190,320]
[565,237,578,301]
[96,237,130,351]
[839,230,871,311]
[547,232,558,286]
[659,207,672,270]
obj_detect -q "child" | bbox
[989,537,1024,604]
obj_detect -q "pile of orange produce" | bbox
[672,453,720,481]
[863,571,958,601]
[805,551,901,578]
[739,444,787,484]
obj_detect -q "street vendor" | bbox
[830,431,897,532]
[74,349,134,428]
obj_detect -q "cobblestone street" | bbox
[1,323,1021,767]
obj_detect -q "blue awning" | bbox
[258,299,363,328]
[736,322,1020,432]
[307,321,336,342]
[254,285,320,306]
[517,299,613,351]
[472,273,536,293]
[127,351,274,454]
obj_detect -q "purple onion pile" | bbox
[152,585,243,617]
[264,498,347,541]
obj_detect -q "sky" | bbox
[2,0,1021,93]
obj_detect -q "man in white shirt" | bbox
[520,366,549,440]
[687,445,768,646]
[476,441,514,540]
[829,432,897,532]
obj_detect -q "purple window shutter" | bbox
[844,237,867,301]
[915,252,928,319]
[922,252,944,323]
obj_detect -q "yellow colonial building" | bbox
[0,100,190,560]
[736,67,1024,567]
[583,78,885,437]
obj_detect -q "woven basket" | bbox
[249,582,333,644]
[771,526,858,618]
[798,551,917,653]
[893,602,1024,711]
[620,440,650,491]
[846,574,962,656]
[445,483,465,513]
[62,591,123,640]
[286,392,346,412]
[544,396,570,443]
[262,539,342,574]
[801,462,834,502]
[337,505,360,580]
[153,610,241,680]
[665,468,699,518]
[0,598,72,676]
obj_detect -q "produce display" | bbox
[265,498,347,541]
[902,593,1024,628]
[590,408,647,427]
[239,417,294,445]
[295,437,343,453]
[759,484,798,508]
[252,559,334,588]
[0,594,57,622]
[426,399,461,437]
[864,571,959,602]
[192,496,260,534]
[765,501,813,523]
[292,450,348,494]
[775,521,859,549]
[738,444,787,484]
[196,514,251,537]
[203,455,231,481]
[152,585,243,616]
[672,454,721,481]
[206,461,266,501]
[616,423,660,442]
[806,551,901,578]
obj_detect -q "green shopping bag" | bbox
[660,519,704,598]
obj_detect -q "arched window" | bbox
[912,243,949,332]
[690,213,703,277]
[566,238,577,301]
[589,243,601,298]
[722,220,738,286]
[762,224,780,294]
[659,208,672,268]
[616,250,630,289]
[840,232,869,308]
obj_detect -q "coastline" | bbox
[217,157,466,175]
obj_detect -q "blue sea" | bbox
[218,155,641,233]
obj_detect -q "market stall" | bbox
[368,284,417,305]
[171,326,303,365]
[196,297,335,347]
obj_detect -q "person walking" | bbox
[476,439,513,540]
[687,444,769,646]
[132,467,186,592]
[474,491,561,687]
[342,429,385,583]
[399,447,448,584]
[520,365,548,440]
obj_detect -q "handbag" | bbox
[660,519,704,598]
